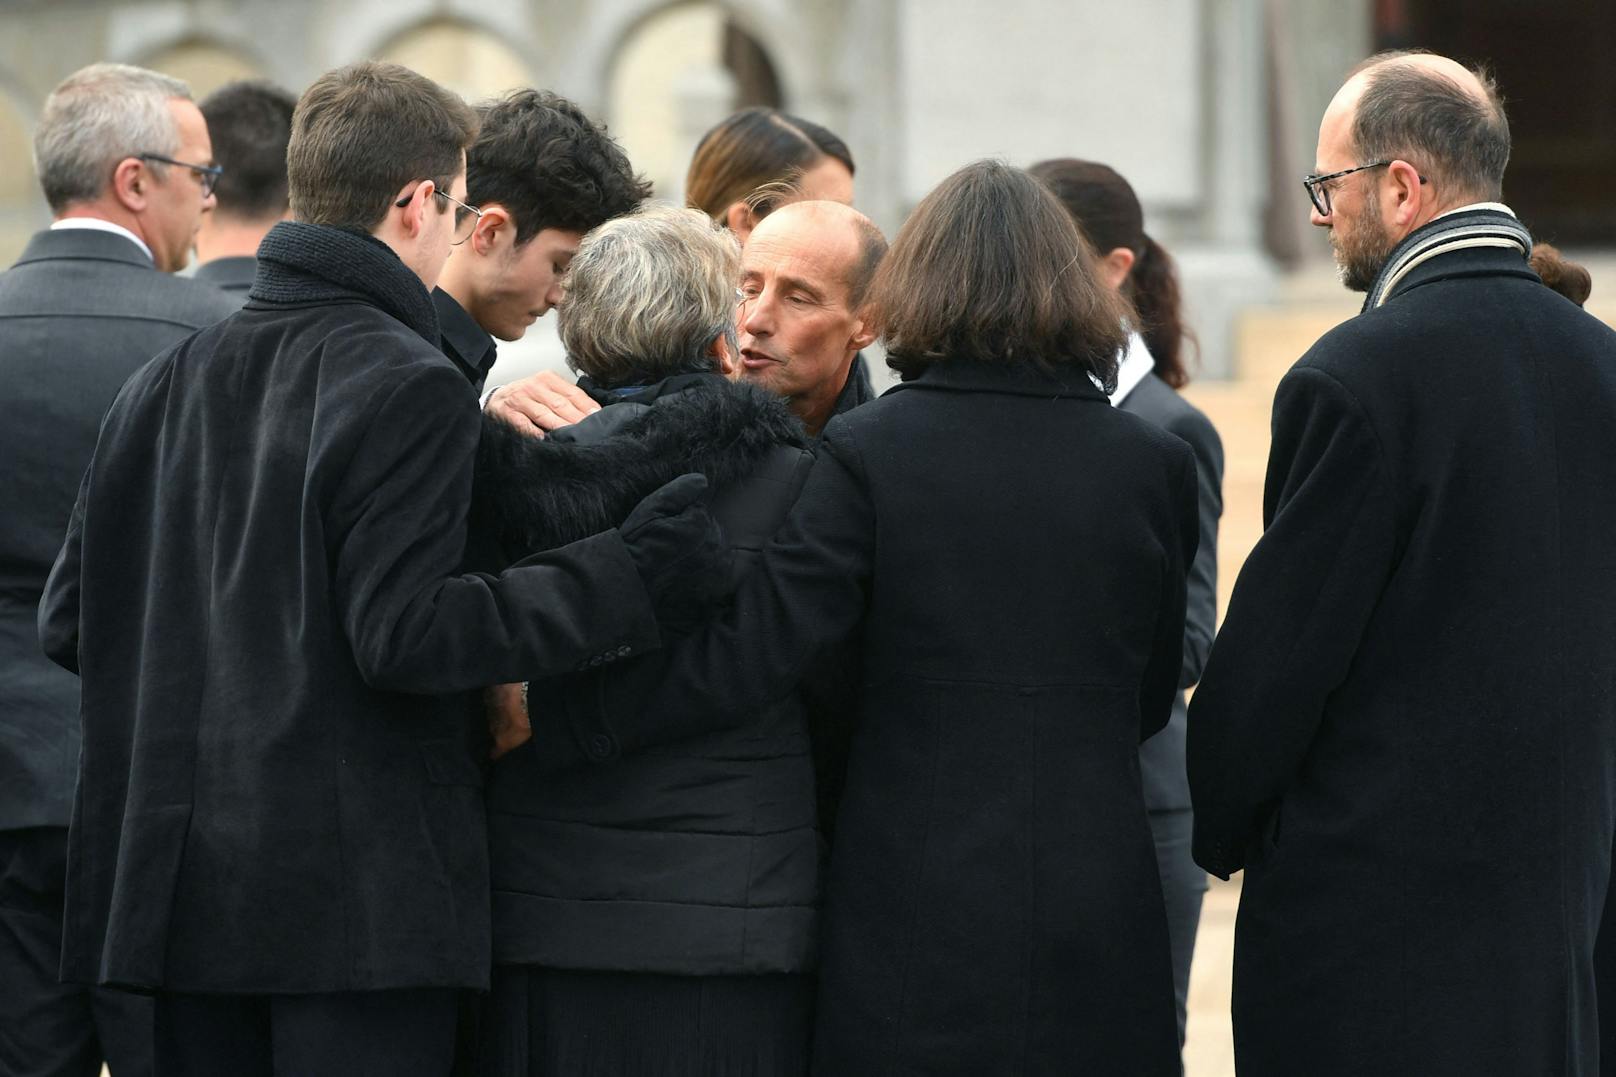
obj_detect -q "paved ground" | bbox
[1183,874,1240,1077]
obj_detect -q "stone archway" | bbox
[140,38,267,98]
[0,88,39,266]
[375,17,535,104]
[605,1,789,202]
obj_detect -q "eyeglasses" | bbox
[137,153,223,197]
[394,187,483,245]
[1302,160,1427,216]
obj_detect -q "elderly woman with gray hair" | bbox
[471,204,820,1076]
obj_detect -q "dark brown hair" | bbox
[1029,158,1196,389]
[872,160,1128,386]
[200,79,298,222]
[287,62,478,232]
[1530,243,1591,307]
[467,89,650,245]
[685,107,853,223]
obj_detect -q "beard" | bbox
[1331,197,1398,292]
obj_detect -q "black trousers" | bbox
[0,826,152,1077]
[1147,809,1206,1054]
[153,988,461,1077]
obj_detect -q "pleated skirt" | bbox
[477,966,814,1077]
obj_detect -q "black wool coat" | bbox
[535,359,1198,1074]
[1188,243,1616,1075]
[37,222,661,994]
[477,373,820,975]
[0,229,237,831]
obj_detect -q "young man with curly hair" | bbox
[434,90,650,407]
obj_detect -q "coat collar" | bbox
[194,255,257,294]
[885,358,1109,403]
[249,221,440,344]
[12,226,156,271]
[1364,206,1533,311]
[432,287,498,389]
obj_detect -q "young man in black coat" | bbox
[0,62,239,1077]
[36,62,725,1076]
[432,89,650,399]
[1188,52,1616,1075]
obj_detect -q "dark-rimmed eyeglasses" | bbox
[1302,160,1427,216]
[137,153,223,197]
[394,188,483,245]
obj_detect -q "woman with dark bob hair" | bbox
[529,160,1198,1072]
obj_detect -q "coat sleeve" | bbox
[1187,365,1398,878]
[331,363,663,694]
[1165,407,1224,690]
[1139,448,1198,741]
[529,418,876,771]
[37,463,91,673]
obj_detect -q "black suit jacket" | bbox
[0,228,237,831]
[1189,244,1616,1073]
[1118,373,1223,813]
[193,254,256,300]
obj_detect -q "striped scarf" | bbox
[1362,203,1533,312]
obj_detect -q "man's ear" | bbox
[849,308,878,352]
[1386,159,1426,231]
[110,157,148,213]
[725,201,756,246]
[470,205,512,255]
[394,180,434,238]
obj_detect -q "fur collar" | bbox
[474,375,807,557]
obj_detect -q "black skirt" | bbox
[478,966,814,1077]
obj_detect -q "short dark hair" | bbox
[199,79,297,222]
[287,62,478,232]
[871,160,1128,386]
[685,107,855,222]
[1351,51,1511,202]
[467,90,650,245]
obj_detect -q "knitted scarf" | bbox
[249,220,440,343]
[1362,204,1532,313]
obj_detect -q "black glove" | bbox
[619,474,734,634]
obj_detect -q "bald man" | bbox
[1186,51,1616,1074]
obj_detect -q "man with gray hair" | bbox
[0,62,235,1077]
[1188,51,1616,1073]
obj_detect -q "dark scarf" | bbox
[249,220,440,343]
[1362,205,1532,313]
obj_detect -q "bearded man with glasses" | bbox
[1188,50,1616,1076]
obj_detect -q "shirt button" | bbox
[588,734,615,759]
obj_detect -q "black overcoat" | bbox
[1188,243,1616,1075]
[37,223,662,993]
[537,359,1198,1074]
[476,373,821,976]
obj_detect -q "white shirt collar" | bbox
[1435,201,1516,221]
[50,218,154,263]
[1108,331,1155,407]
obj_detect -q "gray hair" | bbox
[1351,51,1511,203]
[560,204,741,387]
[33,63,192,212]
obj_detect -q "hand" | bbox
[620,474,735,634]
[485,370,600,436]
[486,682,532,760]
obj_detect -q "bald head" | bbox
[1328,49,1510,208]
[754,200,887,306]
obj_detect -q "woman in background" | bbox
[685,106,854,245]
[1030,157,1225,1058]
